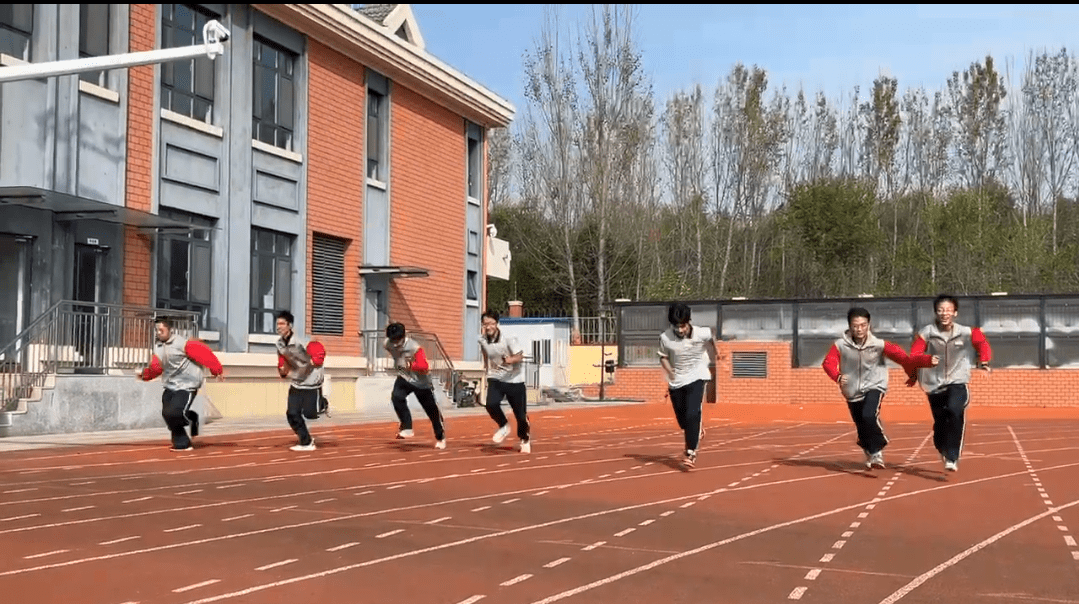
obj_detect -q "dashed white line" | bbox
[122,497,153,504]
[387,485,404,490]
[314,498,336,504]
[24,549,68,559]
[583,541,606,551]
[639,519,655,526]
[270,506,296,513]
[471,506,491,512]
[255,559,297,571]
[2,488,37,494]
[789,586,807,600]
[1,514,41,522]
[804,568,821,580]
[533,491,549,496]
[614,528,635,537]
[456,596,485,604]
[500,574,533,586]
[326,542,359,552]
[164,524,201,533]
[99,536,141,545]
[819,553,834,563]
[176,490,203,495]
[841,531,854,538]
[222,514,253,522]
[502,498,520,504]
[376,529,404,539]
[660,511,675,517]
[544,557,572,568]
[62,506,95,513]
[173,579,221,593]
[216,484,245,490]
[354,490,374,496]
[426,516,452,525]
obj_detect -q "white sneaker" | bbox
[397,429,414,439]
[290,439,316,452]
[492,424,510,444]
[863,450,873,469]
[519,440,531,454]
[870,452,885,469]
[944,460,958,472]
[434,439,447,450]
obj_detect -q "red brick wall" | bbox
[387,86,467,358]
[305,41,365,356]
[122,4,156,307]
[584,340,1079,407]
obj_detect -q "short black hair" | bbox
[847,307,871,324]
[154,316,174,329]
[385,322,406,341]
[482,309,501,323]
[667,302,692,326]
[276,310,295,325]
[933,294,959,312]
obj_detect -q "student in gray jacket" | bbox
[275,310,326,452]
[384,322,446,449]
[905,294,992,472]
[478,310,530,453]
[138,316,223,451]
[822,307,934,469]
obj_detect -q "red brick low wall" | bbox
[580,340,1078,407]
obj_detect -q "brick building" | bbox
[0,4,514,433]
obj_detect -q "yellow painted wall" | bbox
[569,345,619,386]
[201,378,357,418]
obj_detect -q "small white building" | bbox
[497,318,571,389]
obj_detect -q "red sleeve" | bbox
[141,356,163,381]
[821,344,841,382]
[306,341,326,367]
[411,347,430,373]
[883,341,912,366]
[971,328,992,364]
[185,340,223,376]
[906,335,927,379]
[277,354,289,378]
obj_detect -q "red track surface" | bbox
[3,402,1079,604]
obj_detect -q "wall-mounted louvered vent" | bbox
[312,234,346,335]
[731,351,768,378]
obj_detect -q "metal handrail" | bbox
[360,329,460,404]
[1,301,198,412]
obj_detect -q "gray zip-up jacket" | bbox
[908,322,992,393]
[822,331,916,402]
[276,333,325,390]
[144,334,223,391]
[384,336,433,389]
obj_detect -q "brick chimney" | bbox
[507,300,523,318]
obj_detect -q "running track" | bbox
[2,403,1079,604]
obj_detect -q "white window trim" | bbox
[366,177,388,191]
[247,333,279,345]
[78,79,120,103]
[252,138,303,163]
[467,195,482,206]
[0,53,27,67]
[466,299,480,308]
[161,107,224,138]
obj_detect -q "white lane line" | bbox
[614,528,635,537]
[24,549,68,559]
[583,541,606,551]
[255,559,297,571]
[804,568,821,580]
[544,557,572,568]
[176,490,203,495]
[471,506,491,512]
[789,586,807,600]
[2,513,41,522]
[500,574,532,586]
[164,524,201,533]
[456,596,485,604]
[376,529,404,539]
[426,517,451,525]
[173,580,221,593]
[62,506,95,513]
[122,497,153,504]
[326,542,359,552]
[99,536,141,545]
[222,514,253,522]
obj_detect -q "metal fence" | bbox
[1,301,199,411]
[616,294,1079,369]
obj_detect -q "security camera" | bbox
[485,224,498,238]
[204,20,230,45]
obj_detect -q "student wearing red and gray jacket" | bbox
[904,294,992,473]
[138,316,224,451]
[823,307,935,470]
[275,310,326,452]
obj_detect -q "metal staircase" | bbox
[360,329,473,407]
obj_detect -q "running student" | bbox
[905,294,992,473]
[478,310,530,453]
[657,302,717,469]
[138,316,224,451]
[822,307,935,469]
[275,311,326,452]
[384,322,446,449]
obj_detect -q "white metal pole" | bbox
[0,20,229,85]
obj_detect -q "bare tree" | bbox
[661,85,707,289]
[947,55,1009,189]
[577,3,651,316]
[486,127,514,209]
[862,76,902,288]
[519,5,584,328]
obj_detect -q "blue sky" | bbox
[408,4,1079,116]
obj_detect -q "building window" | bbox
[467,230,479,257]
[78,4,110,87]
[0,4,33,61]
[311,234,346,335]
[252,36,295,151]
[156,210,214,329]
[250,228,293,334]
[466,270,478,301]
[467,130,482,200]
[161,3,217,123]
[367,89,386,182]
